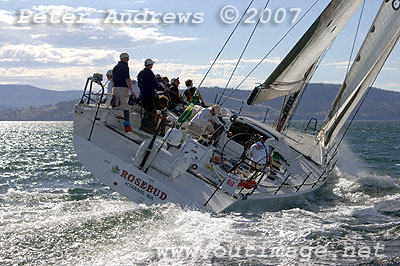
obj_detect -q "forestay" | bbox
[247,0,362,105]
[319,0,400,149]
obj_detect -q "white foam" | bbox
[334,141,399,192]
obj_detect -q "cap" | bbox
[212,105,222,115]
[171,77,180,84]
[120,53,129,59]
[106,70,113,76]
[155,74,161,79]
[145,58,155,66]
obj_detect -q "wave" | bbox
[333,141,399,193]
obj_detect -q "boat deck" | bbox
[283,130,323,165]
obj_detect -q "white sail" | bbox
[247,0,362,105]
[319,0,400,149]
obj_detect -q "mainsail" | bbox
[318,0,400,149]
[247,0,363,105]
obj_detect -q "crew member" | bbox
[103,70,113,103]
[250,135,272,170]
[112,53,137,132]
[155,74,167,96]
[168,77,185,114]
[105,70,113,95]
[137,58,158,133]
[162,76,171,89]
[188,105,222,137]
[183,79,206,106]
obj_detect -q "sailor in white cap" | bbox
[188,105,223,138]
[144,58,156,66]
[105,70,113,94]
[137,58,158,133]
[102,70,113,104]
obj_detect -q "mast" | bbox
[247,0,363,107]
[274,62,316,132]
[318,0,400,149]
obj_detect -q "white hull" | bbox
[73,103,330,213]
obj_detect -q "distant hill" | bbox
[0,83,399,121]
[0,100,76,121]
[0,85,81,110]
[199,84,400,121]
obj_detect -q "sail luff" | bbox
[319,0,400,149]
[247,0,363,105]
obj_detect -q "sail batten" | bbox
[247,0,363,105]
[319,1,400,148]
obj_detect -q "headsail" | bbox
[318,0,400,149]
[247,0,363,105]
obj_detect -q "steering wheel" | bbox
[220,132,268,174]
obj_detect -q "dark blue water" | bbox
[0,121,399,265]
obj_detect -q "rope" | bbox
[333,77,376,156]
[218,0,271,105]
[197,0,255,89]
[216,93,281,113]
[220,0,321,106]
[332,0,366,122]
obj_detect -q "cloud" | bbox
[321,61,351,69]
[0,4,252,92]
[322,62,399,72]
[318,80,342,85]
[214,58,282,65]
[0,58,262,92]
[0,5,198,49]
[0,10,14,24]
[119,26,197,45]
[0,44,117,65]
[379,83,400,88]
[322,61,350,66]
[0,66,103,91]
[31,5,105,14]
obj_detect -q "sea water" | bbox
[0,121,399,265]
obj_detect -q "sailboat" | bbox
[73,0,400,213]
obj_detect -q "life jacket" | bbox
[238,179,257,189]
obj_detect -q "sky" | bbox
[0,0,399,93]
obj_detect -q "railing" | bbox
[79,75,105,141]
[80,75,105,106]
[305,118,318,133]
[232,165,329,196]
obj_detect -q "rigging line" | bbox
[344,0,366,79]
[220,0,321,106]
[332,0,366,121]
[218,0,271,105]
[332,80,374,157]
[216,93,281,112]
[197,0,255,89]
